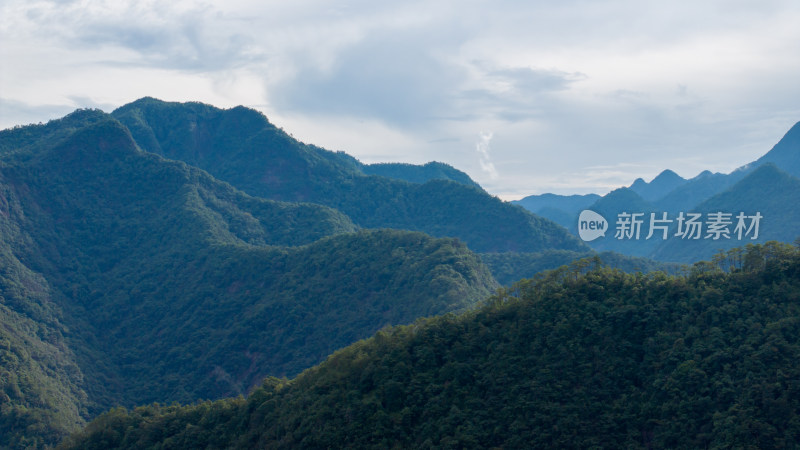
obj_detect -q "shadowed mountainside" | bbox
[112,97,587,254]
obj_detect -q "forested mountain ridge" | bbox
[481,249,681,285]
[112,97,587,254]
[60,242,800,449]
[0,111,498,448]
[362,161,482,188]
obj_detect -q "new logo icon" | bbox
[578,210,607,242]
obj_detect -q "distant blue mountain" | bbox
[650,163,800,262]
[514,121,800,263]
[744,121,800,178]
[580,188,661,257]
[512,193,600,228]
[653,170,746,213]
[513,192,601,213]
[629,169,687,202]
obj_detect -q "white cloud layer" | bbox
[2,0,800,198]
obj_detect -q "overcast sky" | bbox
[2,0,799,199]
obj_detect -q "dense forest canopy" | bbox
[60,242,800,449]
[0,110,498,448]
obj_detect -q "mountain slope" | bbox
[748,120,800,177]
[653,169,745,214]
[0,247,87,449]
[479,249,681,285]
[512,193,600,229]
[585,164,800,263]
[61,243,800,449]
[629,169,687,202]
[651,163,800,262]
[0,112,498,447]
[581,187,662,257]
[513,121,800,264]
[112,97,587,254]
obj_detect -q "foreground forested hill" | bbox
[0,111,498,448]
[61,242,800,449]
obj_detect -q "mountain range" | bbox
[514,121,800,262]
[0,106,502,447]
[2,98,791,447]
[110,98,673,285]
[112,98,585,254]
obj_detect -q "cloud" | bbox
[0,98,76,129]
[486,67,584,94]
[268,31,586,131]
[454,64,586,122]
[476,131,498,180]
[4,0,261,71]
[2,0,800,197]
[268,26,470,128]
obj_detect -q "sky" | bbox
[2,0,800,200]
